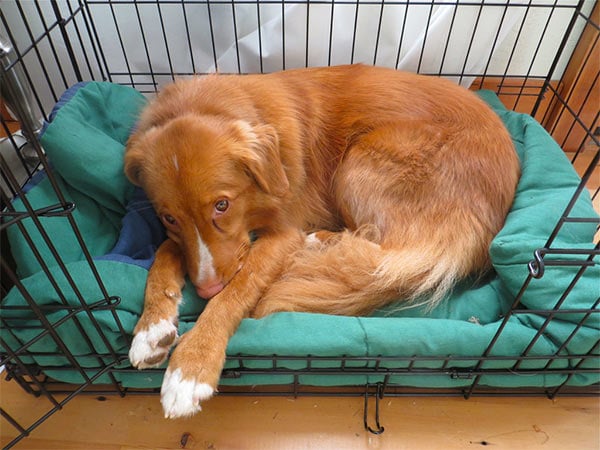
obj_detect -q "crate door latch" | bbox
[363,382,385,435]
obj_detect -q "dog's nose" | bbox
[195,281,225,299]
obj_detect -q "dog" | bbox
[124,64,520,419]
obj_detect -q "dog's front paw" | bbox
[129,319,178,369]
[161,367,215,419]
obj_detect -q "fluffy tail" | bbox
[252,228,466,318]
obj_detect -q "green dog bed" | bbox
[2,81,598,390]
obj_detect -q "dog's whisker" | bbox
[234,241,251,261]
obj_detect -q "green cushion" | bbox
[7,82,146,278]
[2,82,597,390]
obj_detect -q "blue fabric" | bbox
[96,187,166,269]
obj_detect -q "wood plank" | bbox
[1,378,599,449]
[471,77,559,119]
[542,3,600,153]
[0,99,21,138]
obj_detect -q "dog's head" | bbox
[124,114,289,299]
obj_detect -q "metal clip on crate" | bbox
[363,382,386,435]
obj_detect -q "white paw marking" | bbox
[304,232,321,248]
[128,319,178,369]
[161,367,214,419]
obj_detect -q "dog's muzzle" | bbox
[196,282,225,299]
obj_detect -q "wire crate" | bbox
[1,0,599,448]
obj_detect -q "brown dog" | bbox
[125,64,520,418]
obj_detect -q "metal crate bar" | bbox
[1,0,598,447]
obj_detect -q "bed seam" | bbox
[355,317,370,358]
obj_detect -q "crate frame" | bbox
[1,1,599,448]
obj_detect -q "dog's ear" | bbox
[233,121,289,197]
[123,137,146,186]
[123,125,164,186]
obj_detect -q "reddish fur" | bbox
[125,64,520,414]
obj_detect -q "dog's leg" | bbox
[129,239,185,369]
[160,229,304,419]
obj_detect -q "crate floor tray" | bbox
[2,82,598,390]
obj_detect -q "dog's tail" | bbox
[253,227,476,317]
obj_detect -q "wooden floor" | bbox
[1,377,599,449]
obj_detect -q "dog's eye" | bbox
[215,199,229,213]
[162,214,178,226]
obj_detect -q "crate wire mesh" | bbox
[1,0,599,447]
